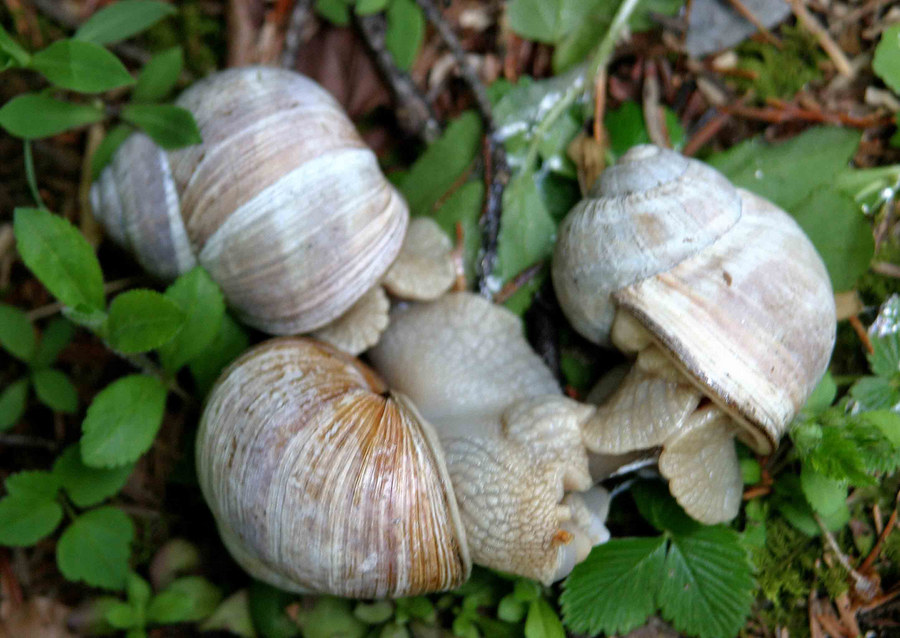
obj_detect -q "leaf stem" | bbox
[586,0,642,85]
[23,140,46,210]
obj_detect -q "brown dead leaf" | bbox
[0,597,74,638]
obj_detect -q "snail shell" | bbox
[90,66,408,336]
[553,145,835,453]
[196,338,470,597]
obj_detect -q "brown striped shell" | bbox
[195,337,470,597]
[552,145,836,454]
[90,67,408,338]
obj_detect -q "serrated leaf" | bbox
[31,368,78,413]
[524,597,565,638]
[399,111,483,215]
[859,410,900,448]
[874,24,900,95]
[132,47,183,103]
[57,507,134,589]
[53,445,133,508]
[0,304,34,361]
[13,208,105,310]
[561,536,667,636]
[189,313,249,396]
[148,576,222,623]
[158,267,225,373]
[80,374,168,468]
[74,1,176,45]
[850,376,898,410]
[106,289,185,354]
[121,104,202,150]
[31,317,75,369]
[800,466,847,516]
[91,124,133,181]
[0,379,28,431]
[385,0,424,71]
[658,526,754,638]
[6,470,60,501]
[631,480,699,535]
[0,494,62,546]
[0,94,105,139]
[30,40,134,93]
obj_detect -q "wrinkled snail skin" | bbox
[90,66,410,342]
[553,145,836,524]
[196,338,470,598]
[369,293,611,585]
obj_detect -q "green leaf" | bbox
[104,601,139,629]
[31,368,78,413]
[707,127,861,212]
[354,601,394,624]
[432,181,484,283]
[800,465,847,516]
[0,494,62,546]
[31,317,75,369]
[497,595,526,623]
[132,47,183,103]
[199,590,256,638]
[6,470,60,501]
[30,39,134,93]
[91,124,133,181]
[874,24,900,95]
[158,267,225,373]
[248,581,301,638]
[57,507,134,589]
[13,208,105,310]
[385,0,424,71]
[106,289,185,354]
[495,170,556,284]
[0,303,35,361]
[791,189,873,291]
[74,1,176,45]
[631,480,699,535]
[80,374,168,468]
[802,372,837,416]
[507,0,604,43]
[315,0,351,25]
[189,313,249,396]
[658,526,754,638]
[53,445,134,508]
[0,94,105,139]
[121,104,202,150]
[513,579,541,602]
[148,576,222,623]
[356,0,389,14]
[398,111,483,216]
[0,379,28,431]
[561,536,667,636]
[524,597,565,638]
[0,24,31,66]
[859,410,900,448]
[127,571,152,610]
[850,376,898,410]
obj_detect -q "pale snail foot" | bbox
[382,217,455,301]
[582,340,743,523]
[311,286,389,355]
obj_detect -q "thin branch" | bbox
[477,137,510,296]
[724,0,783,48]
[815,512,878,599]
[280,0,314,69]
[0,434,57,451]
[790,0,854,78]
[354,13,441,143]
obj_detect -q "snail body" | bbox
[91,67,452,352]
[553,145,836,523]
[196,294,610,596]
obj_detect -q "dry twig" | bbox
[789,0,854,78]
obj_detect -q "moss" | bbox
[735,25,824,100]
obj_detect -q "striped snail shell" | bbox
[90,66,410,342]
[553,145,836,523]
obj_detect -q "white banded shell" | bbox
[91,66,408,335]
[553,145,836,452]
[196,338,470,597]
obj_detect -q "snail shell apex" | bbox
[196,338,470,597]
[91,67,408,335]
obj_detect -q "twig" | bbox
[789,0,854,78]
[848,315,875,355]
[354,13,441,143]
[451,221,467,292]
[593,67,607,144]
[0,434,57,451]
[722,102,891,128]
[724,0,782,48]
[815,512,878,600]
[642,60,670,148]
[414,0,493,122]
[858,490,900,574]
[477,137,510,296]
[683,109,731,156]
[280,0,314,69]
[872,261,900,279]
[493,262,544,304]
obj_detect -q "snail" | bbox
[552,145,836,524]
[196,293,610,597]
[90,66,454,354]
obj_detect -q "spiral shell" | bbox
[553,145,835,452]
[196,338,470,597]
[91,66,408,335]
